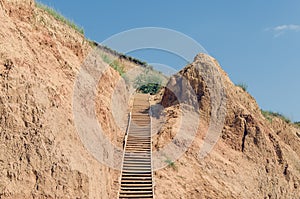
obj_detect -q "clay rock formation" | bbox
[153,53,300,198]
[0,1,123,198]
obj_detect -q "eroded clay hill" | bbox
[151,54,300,198]
[0,0,128,198]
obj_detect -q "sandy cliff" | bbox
[152,54,300,198]
[0,0,124,198]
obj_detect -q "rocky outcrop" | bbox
[152,53,300,198]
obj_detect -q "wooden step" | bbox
[121,186,153,190]
[121,180,152,184]
[118,94,153,198]
[122,171,152,175]
[119,194,153,199]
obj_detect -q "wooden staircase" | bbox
[118,94,154,199]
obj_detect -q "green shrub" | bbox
[165,159,177,171]
[236,83,248,92]
[261,110,291,124]
[36,2,84,35]
[134,67,163,95]
[294,121,300,128]
[138,83,162,95]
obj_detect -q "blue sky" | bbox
[38,0,300,121]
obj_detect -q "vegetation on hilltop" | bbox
[261,110,291,124]
[35,1,84,35]
[95,43,148,67]
[294,121,300,128]
[236,83,248,92]
[100,54,125,76]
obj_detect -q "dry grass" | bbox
[36,1,84,35]
[261,110,291,124]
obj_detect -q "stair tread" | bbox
[118,94,153,198]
